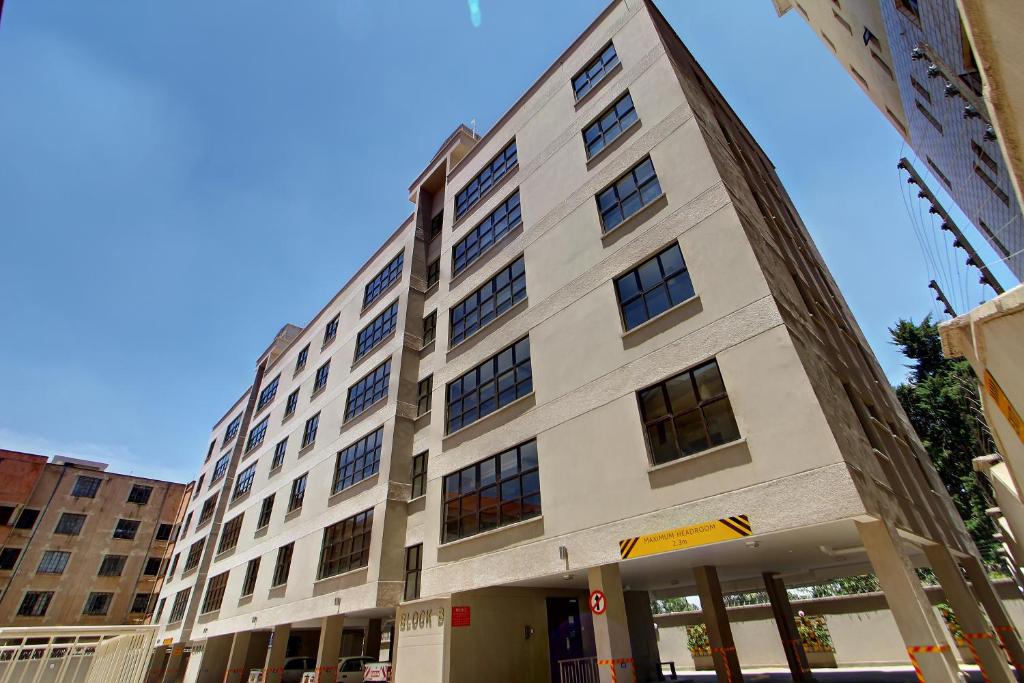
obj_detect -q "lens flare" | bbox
[468,0,482,27]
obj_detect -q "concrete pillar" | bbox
[145,648,169,683]
[962,554,1024,672]
[262,624,290,683]
[925,544,1014,683]
[624,591,661,683]
[364,619,382,661]
[693,565,743,683]
[763,572,811,682]
[315,615,344,683]
[587,563,633,683]
[857,520,961,683]
[223,632,252,683]
[161,645,186,683]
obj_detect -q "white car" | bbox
[282,657,317,683]
[337,656,375,683]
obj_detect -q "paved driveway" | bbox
[656,666,989,683]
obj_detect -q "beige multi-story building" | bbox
[149,2,1023,682]
[0,452,189,627]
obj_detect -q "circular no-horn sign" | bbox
[589,589,607,615]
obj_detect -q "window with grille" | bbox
[14,508,39,529]
[241,557,261,596]
[272,543,294,586]
[288,474,307,512]
[113,519,140,540]
[257,494,275,529]
[0,547,21,570]
[156,523,173,541]
[246,417,269,452]
[218,514,243,553]
[313,361,330,393]
[404,544,422,601]
[356,301,399,360]
[344,359,391,421]
[197,497,217,527]
[83,592,112,616]
[223,414,242,444]
[450,255,526,345]
[257,374,280,411]
[272,438,288,469]
[285,390,299,418]
[615,243,694,330]
[183,539,204,572]
[446,337,532,433]
[573,43,619,100]
[426,259,441,289]
[127,484,153,505]
[423,311,437,346]
[452,191,522,276]
[201,572,229,613]
[72,475,102,498]
[455,140,518,220]
[169,588,191,622]
[411,452,428,499]
[18,592,53,617]
[323,315,340,345]
[295,344,309,372]
[233,464,256,500]
[333,428,382,494]
[417,376,433,417]
[583,92,638,158]
[55,513,86,536]
[442,440,540,543]
[144,557,162,576]
[364,252,405,308]
[596,157,662,233]
[98,555,127,576]
[317,509,373,579]
[302,413,320,448]
[637,359,740,465]
[130,593,153,614]
[212,454,230,482]
[37,550,71,575]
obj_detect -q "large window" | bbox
[455,139,518,220]
[212,454,230,482]
[218,515,243,553]
[417,376,433,417]
[596,157,662,233]
[615,243,694,330]
[113,519,140,540]
[144,557,162,575]
[83,592,112,616]
[404,544,422,601]
[0,547,20,570]
[442,440,540,543]
[241,557,261,597]
[224,414,242,444]
[583,92,638,158]
[14,508,38,530]
[288,474,307,512]
[452,191,522,276]
[451,255,526,344]
[411,452,428,499]
[637,359,740,465]
[313,361,330,393]
[201,572,229,613]
[55,513,86,536]
[72,475,102,498]
[364,252,405,308]
[37,551,71,575]
[130,593,153,614]
[333,428,382,494]
[156,523,173,541]
[356,301,398,360]
[318,509,373,579]
[184,539,205,572]
[127,485,153,505]
[271,543,294,587]
[18,592,53,617]
[98,555,126,576]
[272,438,288,469]
[246,417,269,453]
[573,43,620,100]
[426,259,441,289]
[446,337,532,433]
[169,588,191,623]
[257,374,280,411]
[345,359,391,421]
[301,412,320,448]
[257,494,275,529]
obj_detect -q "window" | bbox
[452,191,522,276]
[638,359,740,465]
[288,474,307,512]
[271,543,294,586]
[130,593,153,614]
[404,544,422,601]
[429,211,444,240]
[450,256,527,345]
[972,141,999,174]
[38,550,71,575]
[831,9,852,34]
[979,219,1010,257]
[615,243,695,330]
[198,496,217,527]
[364,252,405,308]
[915,100,944,134]
[417,376,433,417]
[911,76,932,103]
[113,519,140,540]
[272,438,288,469]
[169,588,191,622]
[356,301,398,360]
[246,417,269,452]
[583,92,638,159]
[317,509,373,579]
[181,511,193,535]
[212,454,231,482]
[313,361,331,393]
[863,26,879,48]
[896,0,921,24]
[975,164,1010,205]
[55,513,86,536]
[573,43,619,100]
[127,484,153,505]
[596,157,662,232]
[197,474,205,491]
[301,413,320,449]
[411,452,428,499]
[18,592,53,617]
[14,508,39,529]
[184,539,204,572]
[927,156,953,189]
[167,553,179,578]
[154,597,166,622]
[224,414,242,444]
[83,592,113,616]
[344,359,391,421]
[72,475,102,498]
[426,259,441,289]
[285,389,299,418]
[241,557,261,596]
[871,51,894,79]
[323,315,340,346]
[257,495,275,529]
[0,547,21,570]
[156,523,173,541]
[257,374,280,411]
[98,555,127,576]
[201,572,229,613]
[0,505,14,526]
[422,311,437,346]
[333,428,383,494]
[446,337,532,433]
[218,515,243,554]
[144,557,162,576]
[233,464,256,500]
[295,344,310,372]
[442,440,540,543]
[455,140,518,220]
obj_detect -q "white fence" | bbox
[0,626,155,683]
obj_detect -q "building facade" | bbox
[151,2,1022,683]
[772,0,1024,281]
[0,452,189,627]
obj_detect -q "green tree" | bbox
[890,316,999,565]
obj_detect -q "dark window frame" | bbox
[450,255,527,345]
[38,550,71,575]
[272,438,288,469]
[201,572,229,614]
[295,344,310,372]
[83,592,113,616]
[241,557,261,596]
[411,452,428,500]
[313,361,331,393]
[596,156,663,233]
[572,42,620,101]
[246,417,270,453]
[454,139,518,221]
[169,588,191,623]
[54,513,86,536]
[18,591,54,617]
[445,337,532,433]
[452,190,523,276]
[183,539,205,573]
[422,311,437,346]
[333,427,383,495]
[582,91,639,159]
[218,515,244,554]
[317,509,373,579]
[355,300,399,361]
[284,389,299,418]
[271,542,294,587]
[223,414,242,445]
[417,376,433,417]
[404,544,422,601]
[363,252,405,309]
[614,242,695,331]
[302,412,320,449]
[234,464,256,499]
[113,518,141,540]
[426,259,441,289]
[344,359,392,421]
[323,315,340,346]
[127,484,153,505]
[98,554,127,577]
[257,374,281,411]
[288,474,307,513]
[257,494,275,529]
[72,475,102,499]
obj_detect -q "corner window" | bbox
[223,414,242,444]
[130,593,153,614]
[446,337,532,433]
[295,344,310,372]
[218,515,243,553]
[333,427,383,494]
[212,454,230,483]
[257,494,275,529]
[313,361,331,393]
[201,572,229,613]
[615,243,694,330]
[423,311,437,346]
[288,474,307,512]
[0,547,22,570]
[323,315,340,346]
[257,374,281,411]
[233,464,256,499]
[72,476,102,498]
[596,157,662,233]
[14,508,39,530]
[156,523,173,541]
[455,140,518,220]
[573,43,619,100]
[429,211,444,240]
[272,438,288,469]
[364,252,405,308]
[272,542,294,586]
[427,259,441,289]
[450,256,526,345]
[583,92,638,159]
[246,417,269,453]
[241,557,261,596]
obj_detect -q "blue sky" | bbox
[0,1,1014,482]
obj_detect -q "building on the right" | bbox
[770,0,1024,280]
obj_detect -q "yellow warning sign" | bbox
[985,370,1024,445]
[619,515,751,560]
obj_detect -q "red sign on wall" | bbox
[452,605,471,627]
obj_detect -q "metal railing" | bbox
[558,656,600,683]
